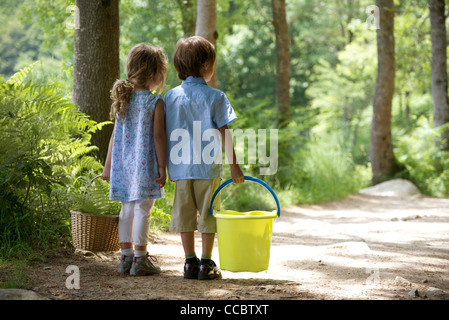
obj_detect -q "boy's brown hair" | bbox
[173,36,216,80]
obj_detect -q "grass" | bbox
[221,181,278,212]
[293,137,371,204]
[151,180,175,233]
[218,136,371,210]
[0,258,32,289]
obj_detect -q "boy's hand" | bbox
[230,164,244,184]
[156,167,166,188]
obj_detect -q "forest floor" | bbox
[24,192,449,300]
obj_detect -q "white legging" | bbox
[118,199,155,246]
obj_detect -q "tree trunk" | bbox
[72,0,119,163]
[370,0,396,185]
[271,0,291,128]
[196,0,218,88]
[177,0,196,37]
[429,0,449,149]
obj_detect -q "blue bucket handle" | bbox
[209,176,280,218]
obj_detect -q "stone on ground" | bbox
[360,179,421,197]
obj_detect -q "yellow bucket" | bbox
[209,176,280,272]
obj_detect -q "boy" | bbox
[164,36,244,280]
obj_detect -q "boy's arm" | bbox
[153,98,167,188]
[218,125,244,184]
[101,124,115,181]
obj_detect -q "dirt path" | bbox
[28,193,448,300]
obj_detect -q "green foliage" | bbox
[396,117,449,197]
[0,4,41,77]
[67,176,121,216]
[20,0,74,53]
[221,130,370,206]
[152,180,175,232]
[395,0,431,97]
[150,206,172,234]
[2,0,74,92]
[0,64,105,259]
[293,135,371,204]
[306,20,377,165]
[221,181,277,213]
[0,259,31,289]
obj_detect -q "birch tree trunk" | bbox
[271,0,291,128]
[196,0,218,88]
[72,0,119,162]
[370,0,396,185]
[429,0,449,149]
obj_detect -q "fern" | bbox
[0,64,114,256]
[6,62,39,86]
[89,179,121,215]
[67,176,120,215]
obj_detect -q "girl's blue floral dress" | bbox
[110,91,164,201]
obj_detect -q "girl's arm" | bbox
[101,124,115,181]
[218,125,244,184]
[153,99,166,188]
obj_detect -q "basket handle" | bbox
[209,176,280,218]
[82,175,103,196]
[91,175,102,184]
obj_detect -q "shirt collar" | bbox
[183,76,207,85]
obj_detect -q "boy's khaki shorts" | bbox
[170,178,222,233]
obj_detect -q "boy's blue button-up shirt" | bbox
[164,76,237,181]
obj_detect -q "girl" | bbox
[101,43,167,276]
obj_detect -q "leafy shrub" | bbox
[220,133,370,209]
[221,181,277,213]
[396,116,449,197]
[293,135,370,204]
[0,64,106,258]
[67,175,121,215]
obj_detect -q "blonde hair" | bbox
[110,44,167,120]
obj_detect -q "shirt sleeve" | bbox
[212,92,237,129]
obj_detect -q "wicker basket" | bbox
[70,210,120,251]
[70,175,120,252]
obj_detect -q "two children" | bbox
[102,36,244,279]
